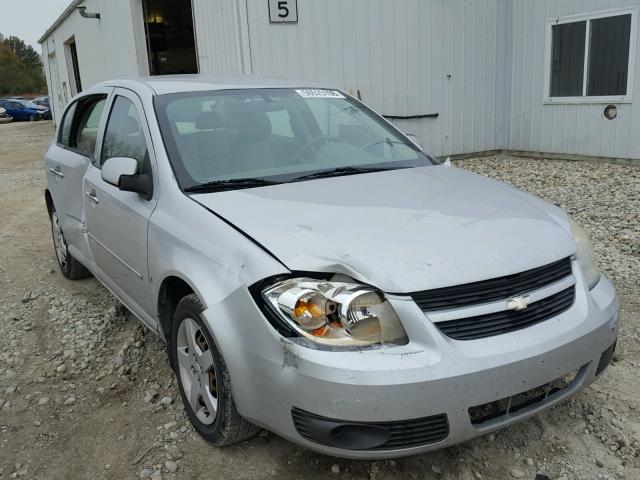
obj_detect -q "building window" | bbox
[142,0,198,75]
[545,9,637,102]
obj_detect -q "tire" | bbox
[171,294,259,446]
[49,206,91,280]
[29,114,36,122]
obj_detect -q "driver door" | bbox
[83,89,158,327]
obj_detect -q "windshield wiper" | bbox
[291,166,397,182]
[361,138,407,149]
[184,178,278,193]
[330,106,359,117]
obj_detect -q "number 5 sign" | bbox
[268,0,298,23]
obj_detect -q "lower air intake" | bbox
[292,407,449,450]
[469,366,585,426]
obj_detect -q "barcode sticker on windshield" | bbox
[295,89,345,99]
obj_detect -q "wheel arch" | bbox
[156,274,201,341]
[44,189,54,218]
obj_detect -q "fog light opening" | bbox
[329,424,390,450]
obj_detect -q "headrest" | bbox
[235,110,271,140]
[195,111,224,130]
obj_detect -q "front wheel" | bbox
[171,294,259,446]
[29,114,36,122]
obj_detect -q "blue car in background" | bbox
[0,99,50,121]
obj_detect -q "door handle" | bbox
[49,166,64,178]
[85,190,99,204]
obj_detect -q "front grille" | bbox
[436,286,575,340]
[410,257,572,312]
[469,366,583,426]
[292,407,449,450]
[596,341,616,376]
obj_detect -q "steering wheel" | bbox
[295,135,340,161]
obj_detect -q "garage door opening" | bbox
[142,0,198,75]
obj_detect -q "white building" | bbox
[40,0,640,160]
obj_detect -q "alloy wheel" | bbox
[176,318,219,425]
[51,212,68,269]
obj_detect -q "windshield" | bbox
[154,88,436,190]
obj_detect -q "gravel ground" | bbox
[0,121,638,480]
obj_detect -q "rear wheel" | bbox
[50,206,90,280]
[171,294,259,446]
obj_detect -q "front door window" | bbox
[101,96,149,169]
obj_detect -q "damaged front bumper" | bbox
[201,272,619,459]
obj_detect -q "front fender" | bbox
[148,193,288,319]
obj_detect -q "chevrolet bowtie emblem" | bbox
[507,295,531,311]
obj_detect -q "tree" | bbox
[3,36,42,71]
[0,44,28,95]
[0,34,46,95]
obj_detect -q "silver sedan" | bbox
[43,76,618,458]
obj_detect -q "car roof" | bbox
[93,74,328,96]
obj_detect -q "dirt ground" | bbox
[0,121,638,480]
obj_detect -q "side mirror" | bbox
[102,157,152,200]
[405,133,422,150]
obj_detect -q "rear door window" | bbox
[265,109,294,139]
[73,97,106,157]
[58,102,77,147]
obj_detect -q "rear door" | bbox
[44,91,110,262]
[83,88,158,324]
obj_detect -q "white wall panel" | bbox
[193,0,245,75]
[196,0,503,157]
[508,0,640,159]
[41,0,146,121]
[41,0,640,159]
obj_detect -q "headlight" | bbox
[570,218,601,289]
[262,278,408,348]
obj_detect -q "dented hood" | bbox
[191,166,576,293]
